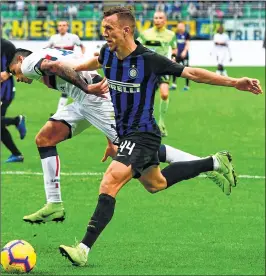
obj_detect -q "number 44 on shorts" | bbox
[119,140,136,155]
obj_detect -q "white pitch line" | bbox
[1,171,265,179]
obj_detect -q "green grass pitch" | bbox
[1,67,265,275]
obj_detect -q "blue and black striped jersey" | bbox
[1,38,16,101]
[98,40,184,138]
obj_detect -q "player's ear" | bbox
[18,55,24,63]
[123,26,130,37]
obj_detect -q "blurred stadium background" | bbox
[1,1,265,275]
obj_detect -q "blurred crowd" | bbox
[1,1,265,20]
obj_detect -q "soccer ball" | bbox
[1,240,36,273]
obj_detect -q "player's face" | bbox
[177,23,185,33]
[57,22,68,35]
[218,26,224,34]
[9,62,33,84]
[102,15,126,52]
[153,12,166,29]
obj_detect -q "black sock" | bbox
[173,76,177,84]
[1,126,21,156]
[81,193,116,248]
[186,78,189,87]
[161,157,213,188]
[158,144,166,163]
[38,146,58,159]
[2,116,20,127]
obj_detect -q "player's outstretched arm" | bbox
[181,67,263,95]
[40,59,108,96]
[74,56,102,71]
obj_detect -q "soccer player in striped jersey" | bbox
[170,21,191,91]
[46,21,86,113]
[58,7,261,266]
[8,47,233,225]
[137,11,177,137]
[1,38,26,163]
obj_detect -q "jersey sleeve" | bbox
[148,52,184,77]
[73,34,82,46]
[98,43,108,65]
[21,53,44,80]
[185,32,191,40]
[46,36,54,48]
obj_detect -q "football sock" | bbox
[161,157,214,188]
[38,146,62,203]
[158,144,201,163]
[57,93,68,112]
[78,243,90,255]
[159,98,169,124]
[1,126,22,156]
[81,193,116,248]
[186,78,189,87]
[2,116,20,126]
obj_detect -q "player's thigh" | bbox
[138,163,167,193]
[100,160,133,197]
[81,99,118,143]
[51,101,91,138]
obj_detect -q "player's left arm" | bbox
[39,59,108,95]
[150,53,262,95]
[181,67,262,94]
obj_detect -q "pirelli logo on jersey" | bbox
[107,79,141,93]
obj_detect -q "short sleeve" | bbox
[185,32,191,40]
[74,35,82,46]
[147,52,184,77]
[21,54,44,80]
[98,43,108,65]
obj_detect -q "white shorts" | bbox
[50,100,118,143]
[215,47,228,65]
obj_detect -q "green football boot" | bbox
[59,244,87,266]
[214,151,237,187]
[205,171,231,196]
[158,121,168,137]
[23,202,65,224]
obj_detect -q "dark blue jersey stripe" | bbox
[127,55,144,130]
[1,54,15,101]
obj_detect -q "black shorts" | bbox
[176,56,189,67]
[114,132,161,179]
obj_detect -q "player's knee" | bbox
[99,170,122,197]
[160,93,168,101]
[35,133,50,147]
[145,186,160,194]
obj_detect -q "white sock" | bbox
[57,96,68,112]
[41,155,62,203]
[78,243,90,255]
[222,70,228,76]
[212,156,220,171]
[165,145,201,163]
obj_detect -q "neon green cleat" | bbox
[214,151,237,187]
[159,121,168,137]
[59,245,87,266]
[205,171,231,196]
[23,203,65,224]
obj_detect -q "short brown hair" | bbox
[103,6,136,32]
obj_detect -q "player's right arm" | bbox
[74,56,101,71]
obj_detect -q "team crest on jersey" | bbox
[128,65,138,79]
